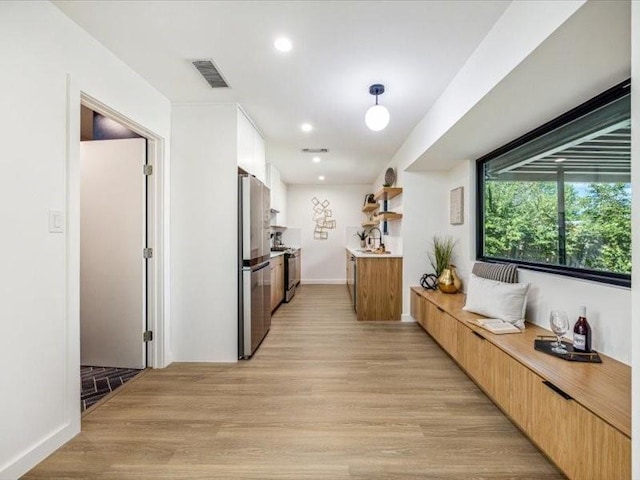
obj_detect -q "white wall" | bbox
[399,171,448,321]
[0,3,172,478]
[631,1,639,476]
[287,184,372,283]
[171,104,239,362]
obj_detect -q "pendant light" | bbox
[365,84,390,131]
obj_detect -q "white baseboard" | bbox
[1,421,79,480]
[301,279,346,285]
[401,313,416,322]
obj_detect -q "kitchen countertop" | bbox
[270,251,286,258]
[346,247,402,258]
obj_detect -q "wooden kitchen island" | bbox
[346,248,402,321]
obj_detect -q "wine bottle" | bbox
[573,305,592,353]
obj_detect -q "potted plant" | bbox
[428,236,461,293]
[355,230,368,248]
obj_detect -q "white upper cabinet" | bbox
[237,108,266,184]
[252,129,266,184]
[266,163,287,225]
[237,109,254,175]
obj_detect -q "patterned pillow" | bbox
[472,261,518,283]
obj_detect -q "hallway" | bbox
[25,285,562,479]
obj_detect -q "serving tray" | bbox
[534,336,602,363]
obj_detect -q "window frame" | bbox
[475,79,631,288]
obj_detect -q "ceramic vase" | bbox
[438,264,462,294]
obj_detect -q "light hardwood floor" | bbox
[25,285,563,479]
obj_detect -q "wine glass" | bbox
[549,310,569,354]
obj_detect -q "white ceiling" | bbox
[54,0,510,185]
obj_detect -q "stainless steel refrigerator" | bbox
[238,174,271,359]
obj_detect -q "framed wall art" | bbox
[450,187,464,225]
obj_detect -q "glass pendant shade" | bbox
[365,104,390,131]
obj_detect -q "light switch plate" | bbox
[49,209,64,233]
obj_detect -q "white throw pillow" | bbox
[463,273,529,329]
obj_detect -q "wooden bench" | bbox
[410,287,631,480]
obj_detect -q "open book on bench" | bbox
[468,318,523,334]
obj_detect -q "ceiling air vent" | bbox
[192,60,229,88]
[301,148,329,153]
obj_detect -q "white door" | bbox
[80,138,147,369]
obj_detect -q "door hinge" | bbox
[143,330,153,342]
[143,164,153,176]
[143,247,153,259]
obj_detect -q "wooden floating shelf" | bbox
[361,221,380,227]
[375,212,403,221]
[361,203,379,213]
[374,187,402,201]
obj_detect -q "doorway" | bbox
[79,104,152,411]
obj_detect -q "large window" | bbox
[477,80,631,286]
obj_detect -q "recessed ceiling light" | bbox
[274,37,292,52]
[301,123,313,132]
[318,175,325,181]
[312,156,321,163]
[555,158,566,163]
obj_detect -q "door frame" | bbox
[79,92,166,369]
[65,83,167,374]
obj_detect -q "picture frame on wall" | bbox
[450,187,464,225]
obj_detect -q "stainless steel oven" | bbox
[284,249,299,302]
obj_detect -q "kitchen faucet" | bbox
[368,227,382,249]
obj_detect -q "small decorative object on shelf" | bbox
[573,305,592,353]
[363,193,375,205]
[549,310,570,354]
[354,230,368,248]
[420,273,438,290]
[438,265,461,294]
[428,236,460,293]
[384,167,396,187]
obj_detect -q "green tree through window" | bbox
[478,80,631,285]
